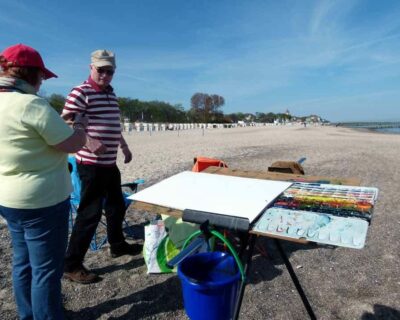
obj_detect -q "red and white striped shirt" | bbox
[62,77,122,166]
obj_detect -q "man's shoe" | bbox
[64,266,100,284]
[110,241,143,258]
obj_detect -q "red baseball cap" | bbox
[1,44,57,79]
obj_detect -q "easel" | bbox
[164,209,316,320]
[131,167,361,319]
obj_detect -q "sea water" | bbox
[374,127,400,134]
[339,122,400,134]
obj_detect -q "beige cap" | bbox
[91,49,116,68]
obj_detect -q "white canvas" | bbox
[129,171,292,223]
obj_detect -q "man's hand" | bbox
[121,145,132,163]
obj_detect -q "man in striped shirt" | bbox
[62,49,141,284]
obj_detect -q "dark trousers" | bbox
[64,164,126,272]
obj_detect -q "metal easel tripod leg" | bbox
[274,239,317,320]
[232,233,256,320]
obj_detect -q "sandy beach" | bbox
[1,125,399,319]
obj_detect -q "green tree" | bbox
[190,92,225,123]
[255,112,276,123]
[118,97,188,123]
[47,94,65,114]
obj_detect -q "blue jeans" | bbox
[0,199,70,320]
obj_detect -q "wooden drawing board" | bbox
[203,166,361,186]
[129,171,292,223]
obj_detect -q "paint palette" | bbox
[272,183,379,222]
[253,207,369,249]
[252,183,379,249]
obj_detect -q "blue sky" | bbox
[1,0,399,122]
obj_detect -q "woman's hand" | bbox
[73,113,88,128]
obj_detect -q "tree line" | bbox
[46,92,294,123]
[45,94,188,123]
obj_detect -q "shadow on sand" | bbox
[65,275,183,320]
[93,257,145,276]
[65,232,325,319]
[245,236,324,285]
[361,304,400,320]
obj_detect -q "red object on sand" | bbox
[192,157,228,172]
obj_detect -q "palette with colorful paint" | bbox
[272,183,378,223]
[252,183,378,249]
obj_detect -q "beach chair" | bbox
[67,155,144,251]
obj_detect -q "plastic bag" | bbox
[143,220,179,274]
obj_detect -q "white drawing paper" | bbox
[129,171,292,223]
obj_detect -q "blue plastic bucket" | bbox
[177,251,241,320]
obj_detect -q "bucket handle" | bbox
[182,229,246,282]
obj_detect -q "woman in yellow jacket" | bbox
[0,44,87,320]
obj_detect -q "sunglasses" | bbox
[95,67,115,76]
